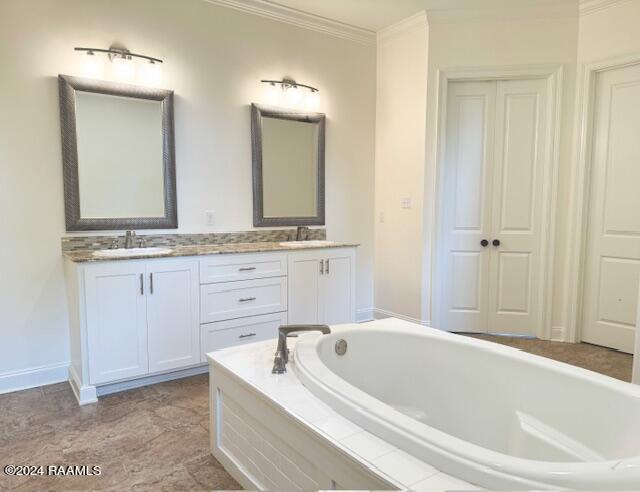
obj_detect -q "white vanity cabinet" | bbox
[84,262,149,385]
[65,245,356,404]
[288,248,356,325]
[83,258,199,385]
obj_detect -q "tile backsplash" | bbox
[61,228,326,252]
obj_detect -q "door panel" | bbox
[440,81,496,332]
[288,252,322,324]
[85,263,148,385]
[488,79,547,335]
[322,253,355,325]
[147,260,200,373]
[583,63,640,353]
[496,252,531,314]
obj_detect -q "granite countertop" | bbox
[64,240,359,263]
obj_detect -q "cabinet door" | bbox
[288,251,323,324]
[85,263,148,385]
[146,259,200,373]
[322,250,356,325]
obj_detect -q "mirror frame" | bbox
[251,103,325,227]
[58,74,177,231]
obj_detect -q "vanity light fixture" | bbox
[261,78,321,111]
[75,46,163,85]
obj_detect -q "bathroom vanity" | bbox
[64,241,356,404]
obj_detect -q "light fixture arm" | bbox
[74,47,163,64]
[261,78,318,92]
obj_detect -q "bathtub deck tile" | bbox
[210,338,476,490]
[312,415,363,441]
[340,431,398,462]
[371,449,439,486]
[410,471,482,491]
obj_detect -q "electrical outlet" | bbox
[379,211,385,223]
[401,197,412,209]
[205,210,215,226]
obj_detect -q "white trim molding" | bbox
[377,11,427,43]
[426,2,577,24]
[579,0,633,16]
[356,307,375,322]
[550,326,567,342]
[372,308,430,327]
[0,361,69,395]
[203,0,376,45]
[565,52,640,344]
[430,64,564,341]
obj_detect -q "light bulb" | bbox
[263,82,282,106]
[140,60,162,87]
[284,84,303,108]
[82,51,104,79]
[113,55,135,82]
[304,90,320,111]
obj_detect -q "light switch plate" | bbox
[401,197,412,209]
[205,210,215,226]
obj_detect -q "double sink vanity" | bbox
[56,72,342,404]
[64,233,357,405]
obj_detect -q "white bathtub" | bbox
[293,318,640,490]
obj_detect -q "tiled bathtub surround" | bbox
[208,339,480,491]
[61,228,326,252]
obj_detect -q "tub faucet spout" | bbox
[272,325,330,374]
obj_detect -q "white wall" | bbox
[0,0,376,389]
[422,13,579,332]
[374,14,429,323]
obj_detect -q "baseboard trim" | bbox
[0,361,69,395]
[356,308,375,322]
[68,365,97,405]
[550,325,567,342]
[96,364,209,397]
[372,308,430,326]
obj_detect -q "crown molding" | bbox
[377,11,428,42]
[203,0,376,46]
[579,0,633,15]
[427,2,577,24]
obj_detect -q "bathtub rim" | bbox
[292,319,640,490]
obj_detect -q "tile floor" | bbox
[0,375,239,491]
[467,334,633,382]
[0,335,633,490]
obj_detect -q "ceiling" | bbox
[262,0,578,32]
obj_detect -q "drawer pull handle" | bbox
[239,332,257,339]
[238,267,257,272]
[238,297,257,302]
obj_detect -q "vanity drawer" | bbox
[200,312,286,361]
[200,277,287,323]
[199,253,287,284]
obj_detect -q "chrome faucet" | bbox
[295,226,310,241]
[272,324,330,374]
[124,230,136,249]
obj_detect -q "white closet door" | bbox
[440,81,496,332]
[582,64,640,354]
[487,79,548,335]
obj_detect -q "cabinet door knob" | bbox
[480,239,489,247]
[492,239,501,247]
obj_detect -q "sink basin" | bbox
[92,247,173,258]
[279,240,336,248]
